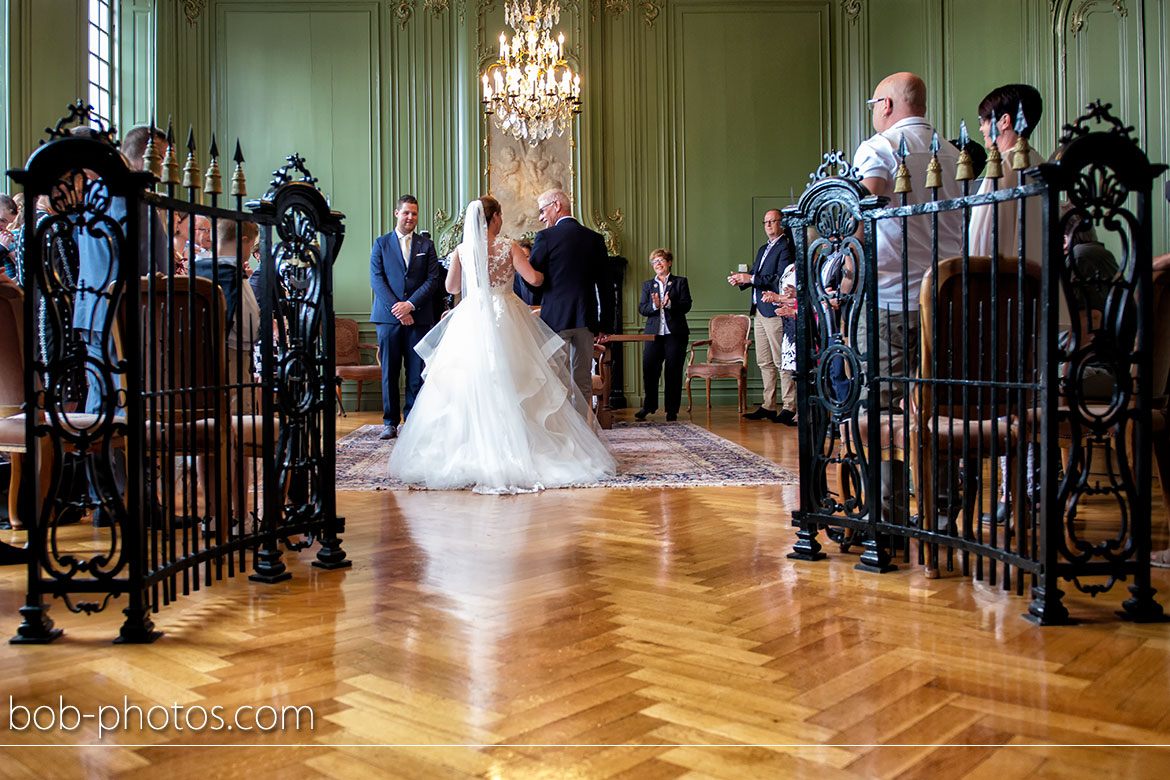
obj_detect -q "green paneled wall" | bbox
[677,0,830,313]
[215,3,380,313]
[4,0,86,170]
[4,0,1167,410]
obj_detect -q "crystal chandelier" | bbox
[481,0,581,147]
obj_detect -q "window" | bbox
[87,0,113,125]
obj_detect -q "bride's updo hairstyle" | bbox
[479,195,502,224]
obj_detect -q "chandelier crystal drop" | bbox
[481,0,581,147]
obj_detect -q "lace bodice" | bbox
[487,238,515,290]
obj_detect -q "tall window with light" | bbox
[87,0,113,125]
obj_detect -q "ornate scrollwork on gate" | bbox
[786,152,875,560]
[1043,101,1168,618]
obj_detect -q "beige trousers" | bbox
[753,314,786,412]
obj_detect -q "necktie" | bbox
[400,233,411,271]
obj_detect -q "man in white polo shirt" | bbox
[852,71,964,524]
[853,71,963,408]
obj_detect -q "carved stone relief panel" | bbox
[488,123,573,240]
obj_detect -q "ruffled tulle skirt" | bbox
[387,288,617,493]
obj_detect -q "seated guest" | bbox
[193,220,261,413]
[0,194,19,281]
[193,215,213,259]
[970,83,1044,259]
[169,212,192,276]
[635,248,691,422]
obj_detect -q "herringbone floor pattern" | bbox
[1,408,1168,777]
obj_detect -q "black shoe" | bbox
[379,424,397,440]
[634,408,650,421]
[743,407,776,421]
[666,413,678,421]
[773,409,797,426]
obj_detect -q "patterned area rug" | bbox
[335,422,798,491]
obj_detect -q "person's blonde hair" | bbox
[650,248,672,264]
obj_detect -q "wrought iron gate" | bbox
[3,103,349,643]
[786,101,1167,625]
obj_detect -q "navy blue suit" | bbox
[639,275,692,416]
[369,230,442,424]
[527,217,610,334]
[738,235,793,317]
[528,216,611,403]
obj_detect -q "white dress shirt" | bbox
[395,229,413,270]
[655,277,671,335]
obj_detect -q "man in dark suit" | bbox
[527,189,611,403]
[727,209,795,424]
[369,195,443,439]
[635,248,692,422]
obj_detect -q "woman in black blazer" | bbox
[635,248,692,421]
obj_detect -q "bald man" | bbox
[852,72,963,523]
[853,71,962,405]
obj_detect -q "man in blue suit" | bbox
[527,189,611,404]
[727,209,795,424]
[369,195,443,439]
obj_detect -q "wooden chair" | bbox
[334,317,381,416]
[918,256,1041,575]
[591,342,613,429]
[685,314,751,413]
[116,274,232,539]
[0,282,50,532]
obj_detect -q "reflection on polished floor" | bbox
[1,407,1168,776]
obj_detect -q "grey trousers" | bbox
[560,327,595,406]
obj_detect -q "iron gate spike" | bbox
[160,117,181,186]
[1011,99,1031,171]
[181,126,203,191]
[893,133,912,194]
[203,135,222,196]
[925,130,942,189]
[230,140,247,198]
[955,118,974,181]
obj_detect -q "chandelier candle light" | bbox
[481,0,582,146]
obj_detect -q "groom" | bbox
[370,194,443,439]
[527,189,612,403]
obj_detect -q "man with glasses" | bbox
[854,71,962,404]
[853,72,963,522]
[728,209,795,424]
[526,189,612,405]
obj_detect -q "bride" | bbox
[387,196,617,493]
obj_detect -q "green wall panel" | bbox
[941,0,1033,148]
[215,3,379,317]
[864,0,934,107]
[5,0,85,169]
[673,2,829,401]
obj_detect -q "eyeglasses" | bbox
[537,202,552,215]
[866,96,888,107]
[762,219,780,225]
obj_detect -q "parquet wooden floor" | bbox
[1,407,1168,777]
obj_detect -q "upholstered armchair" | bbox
[685,314,752,413]
[334,317,381,416]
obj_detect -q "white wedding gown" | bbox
[387,202,617,494]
